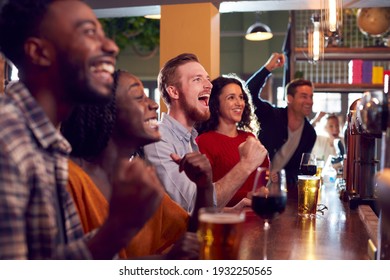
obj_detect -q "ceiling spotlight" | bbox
[245,22,273,41]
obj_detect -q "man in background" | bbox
[246,53,317,191]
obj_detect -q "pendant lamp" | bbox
[308,14,324,63]
[245,12,273,41]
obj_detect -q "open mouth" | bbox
[90,62,115,74]
[303,105,312,113]
[90,60,115,84]
[198,94,210,106]
[145,118,158,129]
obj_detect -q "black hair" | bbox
[196,73,259,136]
[0,0,59,68]
[60,69,120,159]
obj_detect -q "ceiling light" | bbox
[308,14,324,63]
[144,14,161,20]
[245,22,273,41]
[321,0,343,38]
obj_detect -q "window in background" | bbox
[312,92,341,113]
[276,88,343,114]
[142,80,160,119]
[154,88,160,119]
[144,87,161,119]
[276,86,287,107]
[144,88,150,97]
[348,92,363,109]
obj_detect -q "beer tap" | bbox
[345,92,381,208]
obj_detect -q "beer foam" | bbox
[199,212,244,224]
[298,175,320,180]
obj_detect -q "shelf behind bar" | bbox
[314,83,384,93]
[295,47,390,61]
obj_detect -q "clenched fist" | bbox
[238,136,268,173]
[109,157,164,232]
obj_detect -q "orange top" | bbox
[67,160,189,259]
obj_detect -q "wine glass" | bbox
[299,153,317,175]
[251,167,287,260]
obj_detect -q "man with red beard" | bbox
[144,53,268,213]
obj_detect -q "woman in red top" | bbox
[196,74,270,207]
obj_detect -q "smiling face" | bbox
[41,0,119,104]
[218,83,245,125]
[114,72,160,147]
[287,85,314,117]
[175,61,212,123]
[325,116,340,139]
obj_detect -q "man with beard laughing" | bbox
[144,53,268,213]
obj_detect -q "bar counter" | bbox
[238,184,370,260]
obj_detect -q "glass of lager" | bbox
[297,175,321,217]
[197,207,245,260]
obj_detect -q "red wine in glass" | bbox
[251,168,287,260]
[300,164,317,176]
[252,195,287,220]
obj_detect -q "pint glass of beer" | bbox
[297,175,321,217]
[197,207,245,260]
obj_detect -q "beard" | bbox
[66,75,113,105]
[179,92,210,123]
[58,53,113,106]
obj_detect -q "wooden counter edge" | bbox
[358,205,378,259]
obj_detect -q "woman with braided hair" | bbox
[61,70,214,259]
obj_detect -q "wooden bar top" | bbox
[238,185,371,260]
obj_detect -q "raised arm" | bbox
[246,52,285,100]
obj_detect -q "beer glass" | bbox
[251,168,287,260]
[197,207,245,260]
[297,175,321,217]
[316,159,325,186]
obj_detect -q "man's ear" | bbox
[166,85,179,100]
[24,37,52,67]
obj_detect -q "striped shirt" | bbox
[0,82,91,259]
